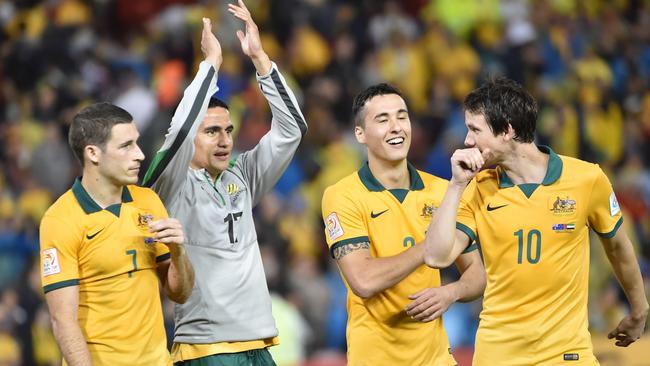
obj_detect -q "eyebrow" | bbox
[372,109,408,120]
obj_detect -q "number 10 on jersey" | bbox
[514,229,541,264]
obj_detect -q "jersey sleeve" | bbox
[233,62,307,207]
[321,185,369,258]
[142,61,218,205]
[587,166,624,238]
[40,215,82,293]
[456,179,479,248]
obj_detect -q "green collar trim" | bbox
[498,145,563,188]
[71,177,133,215]
[358,161,425,192]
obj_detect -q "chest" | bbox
[78,207,160,279]
[364,191,442,256]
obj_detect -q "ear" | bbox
[354,125,366,144]
[85,145,102,165]
[503,123,516,142]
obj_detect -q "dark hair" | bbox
[208,97,229,110]
[463,77,538,143]
[352,83,404,127]
[68,102,133,166]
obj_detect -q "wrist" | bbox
[167,243,186,257]
[630,303,649,321]
[251,52,272,75]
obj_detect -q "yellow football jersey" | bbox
[457,146,622,366]
[40,179,172,366]
[322,162,476,366]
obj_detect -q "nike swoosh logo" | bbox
[86,229,104,240]
[487,204,508,211]
[370,209,388,218]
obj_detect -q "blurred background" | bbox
[0,0,649,365]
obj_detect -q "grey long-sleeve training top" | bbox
[143,61,307,343]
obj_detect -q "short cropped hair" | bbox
[208,97,229,110]
[352,83,404,127]
[463,77,538,143]
[68,102,133,166]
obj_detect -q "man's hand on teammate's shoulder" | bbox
[201,17,222,71]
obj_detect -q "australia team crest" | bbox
[549,195,577,216]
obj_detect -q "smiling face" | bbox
[355,93,411,165]
[92,122,144,186]
[191,106,234,177]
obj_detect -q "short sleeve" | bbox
[321,186,369,258]
[456,179,478,246]
[587,167,623,238]
[40,215,82,293]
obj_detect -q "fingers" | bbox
[202,17,212,34]
[407,288,430,300]
[236,30,245,44]
[227,2,252,23]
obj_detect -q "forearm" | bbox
[251,52,272,76]
[423,183,465,268]
[446,260,486,303]
[606,241,649,318]
[164,244,195,303]
[345,244,425,298]
[52,319,92,366]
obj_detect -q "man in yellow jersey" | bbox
[38,19,209,361]
[423,77,649,365]
[321,83,486,366]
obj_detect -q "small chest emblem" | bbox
[227,183,244,203]
[549,195,577,215]
[420,203,437,219]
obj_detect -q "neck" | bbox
[81,170,123,208]
[368,158,410,190]
[499,143,549,185]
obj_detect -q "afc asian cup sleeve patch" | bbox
[326,212,344,241]
[609,192,621,216]
[42,248,61,276]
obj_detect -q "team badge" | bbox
[326,212,344,241]
[137,213,155,244]
[420,203,437,219]
[42,248,61,276]
[609,192,620,216]
[227,183,243,203]
[549,195,577,215]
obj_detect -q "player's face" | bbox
[355,94,411,164]
[192,107,234,177]
[97,123,144,186]
[464,111,505,165]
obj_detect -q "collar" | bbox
[498,145,563,188]
[72,177,133,214]
[358,161,425,192]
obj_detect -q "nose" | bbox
[464,133,474,148]
[217,131,231,147]
[389,117,403,133]
[134,143,145,161]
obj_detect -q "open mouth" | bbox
[213,152,230,160]
[386,137,405,146]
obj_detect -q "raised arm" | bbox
[600,230,649,347]
[229,0,307,205]
[424,148,486,268]
[45,287,93,366]
[142,18,221,202]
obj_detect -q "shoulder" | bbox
[324,172,362,198]
[128,185,163,202]
[418,170,449,190]
[42,190,80,223]
[558,155,602,182]
[474,168,499,185]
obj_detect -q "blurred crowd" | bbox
[0,0,649,365]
